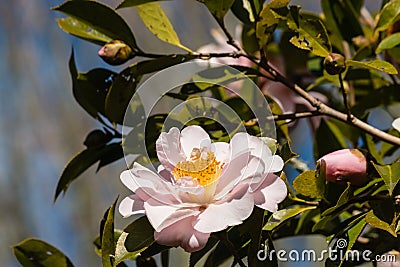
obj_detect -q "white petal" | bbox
[119,195,145,218]
[180,125,211,156]
[120,169,139,192]
[156,127,185,171]
[144,200,182,232]
[253,174,287,212]
[212,142,230,163]
[229,132,252,158]
[393,118,400,132]
[194,185,254,233]
[263,155,284,173]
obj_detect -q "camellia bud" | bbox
[98,40,133,65]
[323,53,346,75]
[317,149,369,186]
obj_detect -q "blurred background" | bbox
[0,1,382,266]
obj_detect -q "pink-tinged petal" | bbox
[157,164,173,183]
[253,174,287,212]
[144,200,182,232]
[120,169,140,192]
[156,127,185,171]
[154,216,210,253]
[180,125,211,156]
[229,132,251,158]
[119,195,145,218]
[214,151,251,198]
[264,155,284,173]
[194,184,254,233]
[156,208,201,232]
[212,142,230,163]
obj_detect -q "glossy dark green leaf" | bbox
[241,24,259,54]
[373,162,400,196]
[56,17,112,45]
[293,170,325,199]
[189,238,218,267]
[13,238,74,267]
[124,216,155,253]
[375,0,400,32]
[346,59,398,74]
[54,142,122,201]
[321,184,354,216]
[117,0,169,9]
[53,0,137,48]
[314,119,346,160]
[93,230,123,256]
[97,143,124,171]
[231,0,255,25]
[279,141,299,164]
[84,129,114,148]
[321,0,364,45]
[263,206,316,231]
[69,51,116,119]
[202,0,235,21]
[136,3,192,52]
[102,198,118,267]
[366,210,397,237]
[105,55,195,124]
[376,33,400,53]
[272,5,331,57]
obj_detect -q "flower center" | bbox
[172,148,222,186]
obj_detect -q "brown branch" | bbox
[245,111,322,126]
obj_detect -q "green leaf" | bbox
[13,238,74,267]
[376,32,400,53]
[293,170,325,199]
[346,59,398,74]
[102,198,118,267]
[53,0,137,48]
[263,206,316,231]
[56,17,112,45]
[365,210,397,237]
[321,0,364,46]
[202,0,235,21]
[322,184,354,216]
[105,55,195,124]
[272,5,331,57]
[375,0,400,32]
[231,0,255,25]
[373,162,400,196]
[256,0,290,48]
[279,141,299,164]
[69,51,116,119]
[54,143,122,201]
[117,0,169,9]
[136,3,192,52]
[124,216,155,253]
[314,119,347,160]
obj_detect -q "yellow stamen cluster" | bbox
[172,148,222,186]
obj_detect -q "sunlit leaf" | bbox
[201,0,235,21]
[102,198,118,267]
[117,0,170,9]
[375,0,400,32]
[271,5,331,57]
[263,206,317,231]
[376,33,400,53]
[293,170,325,199]
[373,162,400,196]
[366,210,397,237]
[136,3,192,52]
[13,238,74,267]
[256,0,290,48]
[56,17,112,45]
[346,59,398,74]
[53,0,137,48]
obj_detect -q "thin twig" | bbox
[215,18,241,51]
[245,111,322,126]
[338,72,353,122]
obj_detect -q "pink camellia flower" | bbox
[317,149,369,186]
[119,125,287,252]
[393,117,400,132]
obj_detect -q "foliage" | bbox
[14,0,400,266]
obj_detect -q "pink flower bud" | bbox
[98,40,133,65]
[317,149,369,186]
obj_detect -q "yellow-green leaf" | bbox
[136,3,192,52]
[366,210,397,237]
[346,59,398,74]
[373,162,400,196]
[293,170,325,199]
[376,32,400,53]
[375,0,400,33]
[263,206,316,231]
[202,0,235,21]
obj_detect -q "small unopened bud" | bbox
[98,40,133,65]
[317,149,369,186]
[324,53,346,75]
